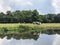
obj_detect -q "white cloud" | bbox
[0,0,55,14]
[25,1,33,6]
[0,0,12,13]
[13,0,33,6]
[0,0,34,13]
[52,0,60,14]
[19,1,33,6]
[0,0,4,12]
[0,0,4,4]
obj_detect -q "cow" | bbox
[33,22,41,25]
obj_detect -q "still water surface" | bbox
[0,34,60,45]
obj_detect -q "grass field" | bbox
[0,23,60,30]
[0,23,60,27]
[0,23,60,34]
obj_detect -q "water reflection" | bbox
[0,34,60,45]
[0,30,60,40]
[0,30,60,45]
[0,34,39,40]
[42,30,60,35]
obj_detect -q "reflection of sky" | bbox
[0,34,60,45]
[52,34,60,45]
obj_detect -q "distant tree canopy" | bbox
[0,9,60,23]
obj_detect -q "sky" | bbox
[0,0,60,14]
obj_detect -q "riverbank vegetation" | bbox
[0,9,60,34]
[0,23,60,34]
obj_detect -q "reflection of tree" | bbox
[0,33,39,40]
[42,30,60,35]
[0,34,5,39]
[41,30,55,35]
[0,30,60,40]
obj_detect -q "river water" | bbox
[0,33,60,45]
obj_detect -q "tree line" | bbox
[0,9,60,23]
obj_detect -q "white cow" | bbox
[33,22,41,25]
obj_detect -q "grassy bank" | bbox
[0,23,60,34]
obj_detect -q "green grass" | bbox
[0,23,60,34]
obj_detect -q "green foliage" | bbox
[31,9,39,22]
[0,9,60,23]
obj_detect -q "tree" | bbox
[6,11,13,23]
[54,14,60,23]
[21,10,33,23]
[0,10,60,23]
[0,12,5,23]
[32,9,39,22]
[46,14,55,23]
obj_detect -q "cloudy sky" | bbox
[0,0,60,14]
